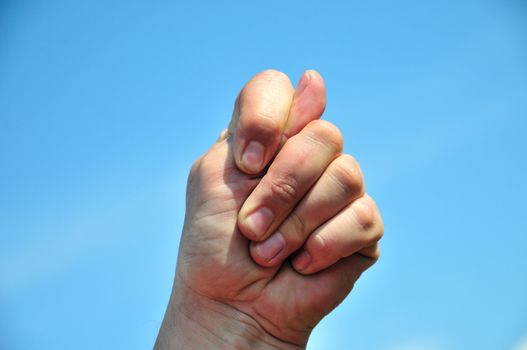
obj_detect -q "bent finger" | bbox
[292,194,384,275]
[250,154,364,266]
[237,120,343,242]
[228,69,294,174]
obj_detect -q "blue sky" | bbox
[1,0,526,349]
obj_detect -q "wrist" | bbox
[155,278,304,350]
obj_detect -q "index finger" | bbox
[228,69,327,175]
[228,69,294,174]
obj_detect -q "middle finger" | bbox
[237,120,342,242]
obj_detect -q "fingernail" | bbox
[293,251,312,271]
[242,141,265,172]
[254,232,285,261]
[295,71,311,97]
[243,207,274,239]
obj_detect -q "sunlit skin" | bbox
[155,70,384,349]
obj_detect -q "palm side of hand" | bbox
[177,138,350,343]
[171,70,383,346]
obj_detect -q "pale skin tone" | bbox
[155,70,384,349]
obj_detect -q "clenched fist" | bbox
[155,70,384,350]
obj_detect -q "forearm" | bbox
[154,280,304,350]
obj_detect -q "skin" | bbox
[155,70,384,350]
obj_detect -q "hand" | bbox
[155,70,384,349]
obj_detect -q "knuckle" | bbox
[270,172,299,204]
[376,215,385,241]
[251,110,282,132]
[352,195,377,231]
[365,230,382,247]
[238,109,282,141]
[370,246,381,262]
[258,69,290,83]
[377,211,384,240]
[330,155,365,198]
[354,195,384,245]
[305,120,343,152]
[236,70,293,140]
